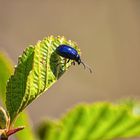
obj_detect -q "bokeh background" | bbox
[0,0,140,137]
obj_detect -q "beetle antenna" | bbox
[81,61,92,73]
[80,61,86,69]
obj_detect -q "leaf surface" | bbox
[0,107,9,129]
[37,103,140,140]
[6,36,79,122]
[15,111,37,140]
[0,51,37,140]
[0,52,13,104]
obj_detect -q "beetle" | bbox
[56,44,92,73]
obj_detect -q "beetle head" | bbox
[75,54,92,73]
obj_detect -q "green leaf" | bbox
[0,52,13,105]
[0,51,37,140]
[37,102,140,140]
[0,107,9,129]
[6,36,79,122]
[37,119,61,140]
[14,111,37,140]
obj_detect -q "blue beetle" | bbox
[56,44,92,73]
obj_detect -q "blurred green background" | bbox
[0,0,140,128]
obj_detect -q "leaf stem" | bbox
[0,136,8,140]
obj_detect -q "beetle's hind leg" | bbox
[56,58,71,69]
[66,59,70,63]
[72,61,75,65]
[56,58,67,67]
[51,59,59,63]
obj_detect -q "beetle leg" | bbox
[52,59,59,63]
[56,62,63,67]
[66,59,70,63]
[72,61,75,65]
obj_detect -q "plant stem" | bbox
[0,135,8,140]
[1,137,8,140]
